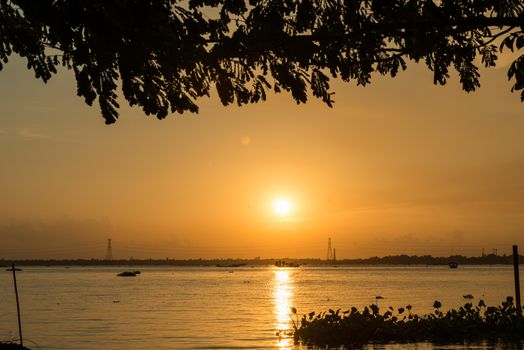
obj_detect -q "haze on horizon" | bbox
[1,56,523,260]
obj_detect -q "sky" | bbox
[0,54,523,260]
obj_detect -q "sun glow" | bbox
[274,198,293,216]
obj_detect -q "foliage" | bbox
[293,297,524,346]
[0,0,523,123]
[0,342,30,350]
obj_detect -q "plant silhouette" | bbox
[293,297,524,346]
[1,0,523,123]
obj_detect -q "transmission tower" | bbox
[327,237,333,261]
[105,238,113,261]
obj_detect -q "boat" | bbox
[275,260,300,268]
[448,262,458,268]
[216,263,246,268]
[117,271,140,277]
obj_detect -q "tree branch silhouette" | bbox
[0,0,523,123]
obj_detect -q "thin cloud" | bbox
[17,127,51,139]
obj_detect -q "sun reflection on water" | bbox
[273,268,295,349]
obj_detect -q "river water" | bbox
[0,265,521,349]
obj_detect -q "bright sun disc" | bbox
[274,198,292,216]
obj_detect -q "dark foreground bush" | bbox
[293,297,524,347]
[0,343,30,350]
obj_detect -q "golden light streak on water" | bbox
[273,268,296,349]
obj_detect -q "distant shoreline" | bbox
[1,254,520,267]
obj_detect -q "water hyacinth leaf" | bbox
[294,298,524,346]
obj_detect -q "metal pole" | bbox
[513,245,521,313]
[10,264,23,347]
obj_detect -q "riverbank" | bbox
[1,253,520,267]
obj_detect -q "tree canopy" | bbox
[1,0,523,123]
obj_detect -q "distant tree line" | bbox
[0,254,519,267]
[337,253,518,265]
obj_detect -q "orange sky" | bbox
[0,56,523,259]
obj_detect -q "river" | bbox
[0,265,520,349]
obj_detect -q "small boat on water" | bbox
[117,270,140,277]
[275,260,300,268]
[216,263,246,268]
[448,262,458,268]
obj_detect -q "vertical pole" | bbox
[11,264,23,347]
[513,245,521,313]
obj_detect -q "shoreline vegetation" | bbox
[0,254,520,267]
[292,298,524,347]
[0,342,30,350]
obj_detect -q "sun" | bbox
[274,198,293,216]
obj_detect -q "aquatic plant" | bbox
[0,342,31,350]
[293,297,524,347]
